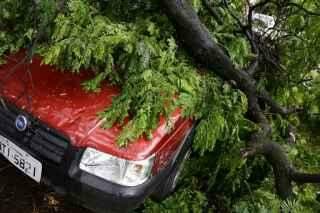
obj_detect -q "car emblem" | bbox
[15,115,29,132]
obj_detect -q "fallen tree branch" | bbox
[246,60,259,76]
[162,0,258,97]
[244,142,294,199]
[258,89,304,116]
[243,141,320,199]
[161,0,320,201]
[290,170,320,184]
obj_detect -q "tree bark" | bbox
[162,0,320,200]
[162,0,257,96]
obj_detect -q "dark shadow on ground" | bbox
[0,157,91,213]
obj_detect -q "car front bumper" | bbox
[0,143,172,213]
[0,103,172,213]
[53,149,172,213]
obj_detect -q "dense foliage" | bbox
[1,0,320,212]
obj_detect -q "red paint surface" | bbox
[0,51,193,162]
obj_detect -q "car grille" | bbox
[0,101,70,164]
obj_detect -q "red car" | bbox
[0,51,195,213]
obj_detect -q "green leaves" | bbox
[2,0,320,211]
[193,110,226,154]
[39,0,253,148]
[0,0,35,63]
[144,186,208,213]
[41,1,134,78]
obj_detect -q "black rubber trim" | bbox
[0,99,197,213]
[0,101,70,164]
[64,125,197,213]
[63,149,177,213]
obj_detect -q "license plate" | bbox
[0,135,42,183]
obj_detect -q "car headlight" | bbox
[79,148,154,186]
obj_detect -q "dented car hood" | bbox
[0,52,189,160]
